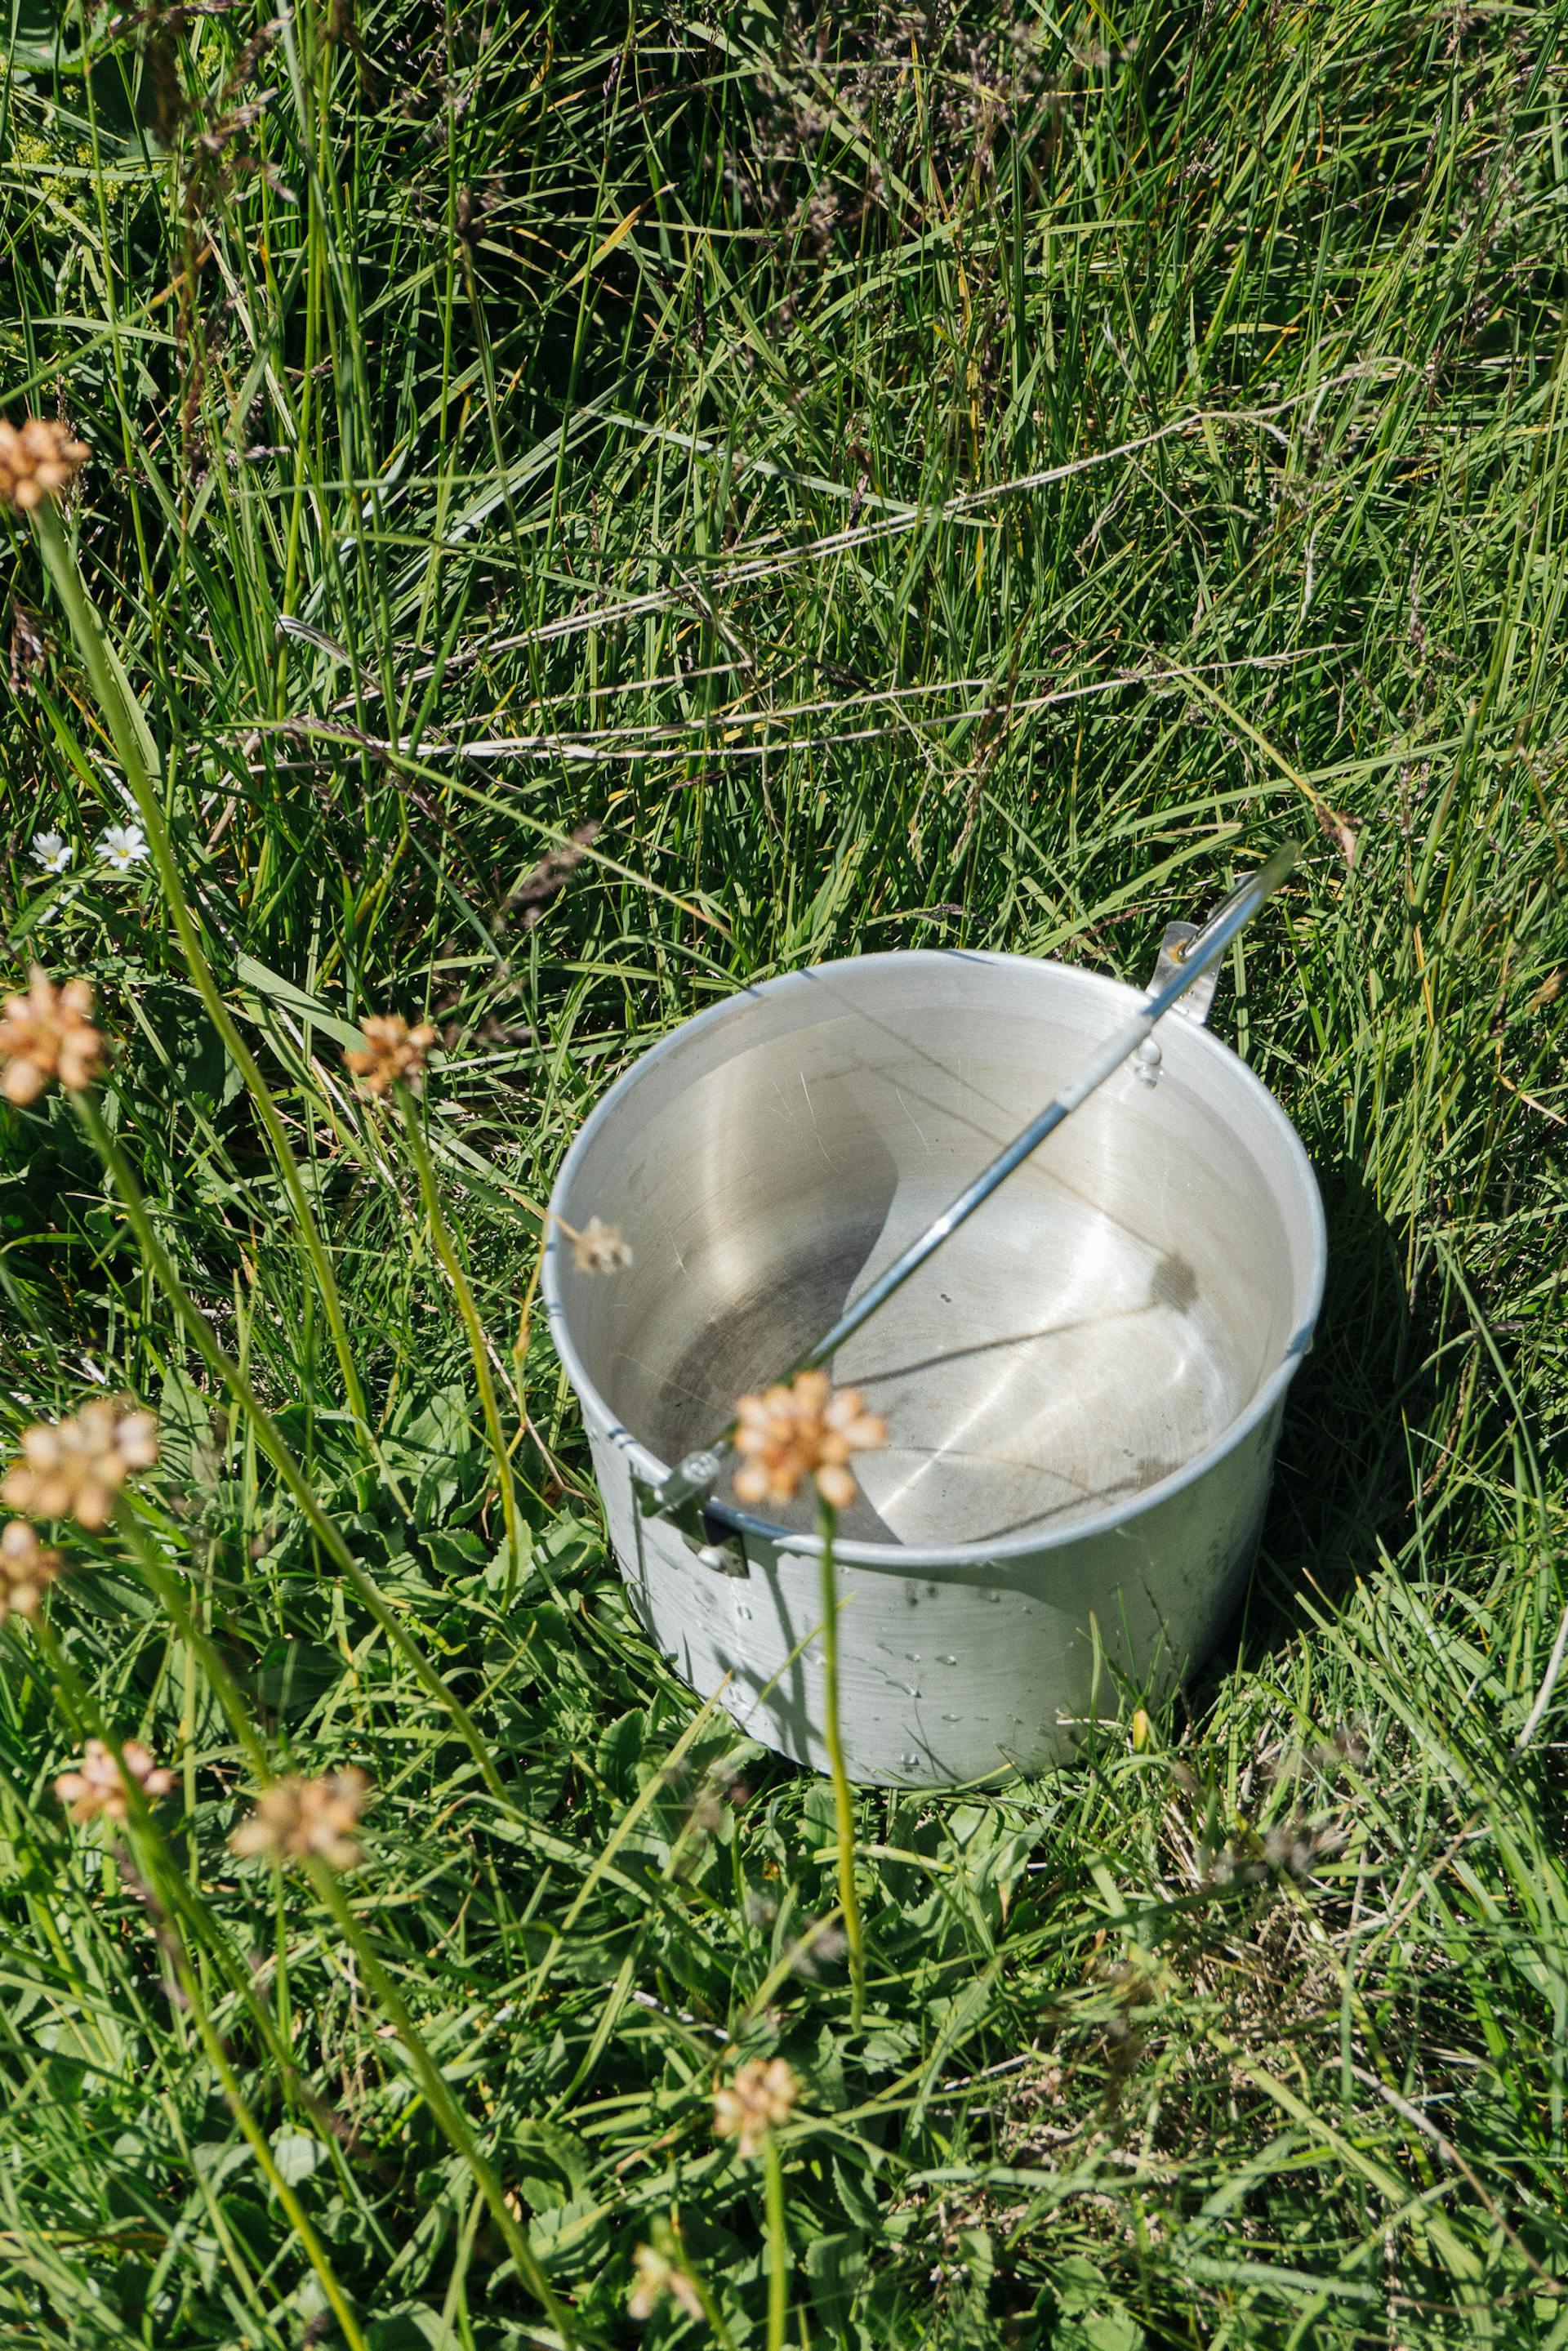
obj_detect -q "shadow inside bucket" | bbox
[636,1167,908,1546]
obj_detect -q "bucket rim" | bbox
[542,945,1327,1568]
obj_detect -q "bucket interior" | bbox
[550,955,1321,1552]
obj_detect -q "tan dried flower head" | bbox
[0,1519,64,1622]
[55,1738,175,1825]
[0,417,89,514]
[0,966,106,1104]
[712,2055,800,2160]
[627,2245,702,2322]
[733,1370,886,1511]
[230,1768,372,1871]
[344,1015,436,1095]
[570,1215,633,1275]
[1,1398,158,1529]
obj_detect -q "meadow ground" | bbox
[2,2,1568,2344]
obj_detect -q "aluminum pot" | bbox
[544,945,1325,1785]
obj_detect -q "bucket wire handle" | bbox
[648,839,1303,1524]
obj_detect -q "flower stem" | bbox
[118,1512,271,1779]
[68,1086,514,1809]
[396,1085,522,1590]
[176,1952,376,2351]
[37,1522,566,2333]
[303,1855,577,2344]
[817,1497,865,2025]
[761,2131,790,2351]
[29,496,376,1464]
[28,1622,372,2351]
[668,2212,740,2351]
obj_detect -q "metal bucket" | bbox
[544,946,1325,1785]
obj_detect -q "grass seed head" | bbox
[627,2245,703,2321]
[0,416,89,512]
[230,1768,372,1870]
[56,1738,175,1824]
[1,1399,158,1529]
[344,1015,436,1095]
[733,1369,886,1510]
[571,1215,633,1274]
[712,2054,800,2157]
[0,966,106,1104]
[0,1519,64,1621]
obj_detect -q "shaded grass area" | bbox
[2,0,1567,2344]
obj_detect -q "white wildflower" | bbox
[30,833,73,876]
[96,824,148,874]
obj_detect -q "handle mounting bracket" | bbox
[1147,921,1218,1024]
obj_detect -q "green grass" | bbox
[2,0,1568,2343]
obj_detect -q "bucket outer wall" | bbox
[578,1382,1285,1785]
